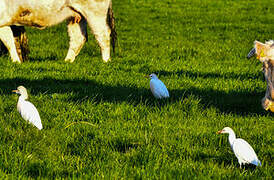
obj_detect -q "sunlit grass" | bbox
[0,0,273,178]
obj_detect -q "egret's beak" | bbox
[247,48,256,59]
[12,90,19,94]
[145,75,150,79]
[217,130,223,134]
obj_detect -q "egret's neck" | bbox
[228,131,236,147]
[18,94,28,101]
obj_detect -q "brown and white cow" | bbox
[0,0,116,63]
[247,40,274,112]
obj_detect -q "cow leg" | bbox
[0,26,21,63]
[10,26,29,62]
[86,12,111,62]
[65,17,87,63]
[261,61,274,111]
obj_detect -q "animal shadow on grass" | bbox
[154,70,267,115]
[157,69,263,81]
[170,87,266,115]
[0,77,151,105]
[0,68,268,115]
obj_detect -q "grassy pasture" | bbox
[0,0,273,178]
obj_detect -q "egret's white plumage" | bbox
[149,73,169,99]
[13,86,43,130]
[218,127,261,168]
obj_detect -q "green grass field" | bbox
[0,0,273,178]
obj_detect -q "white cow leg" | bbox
[0,26,21,63]
[86,13,111,62]
[65,18,87,63]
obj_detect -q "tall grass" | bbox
[0,0,273,178]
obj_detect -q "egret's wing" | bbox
[150,79,169,99]
[150,79,161,98]
[233,138,260,166]
[157,80,169,97]
[19,101,43,130]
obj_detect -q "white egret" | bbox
[12,86,43,130]
[149,73,169,99]
[218,127,261,168]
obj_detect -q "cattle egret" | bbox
[149,73,169,99]
[218,127,261,168]
[12,86,43,130]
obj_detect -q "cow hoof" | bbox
[12,60,22,64]
[102,54,111,63]
[103,58,111,63]
[65,59,74,63]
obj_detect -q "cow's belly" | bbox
[11,0,75,28]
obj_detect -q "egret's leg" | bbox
[0,26,21,63]
[85,12,111,62]
[65,17,87,63]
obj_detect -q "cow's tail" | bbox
[107,1,117,53]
